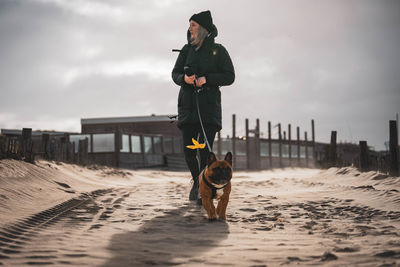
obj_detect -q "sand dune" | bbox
[0,159,399,266]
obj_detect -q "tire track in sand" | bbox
[0,188,132,266]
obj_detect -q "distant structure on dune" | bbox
[1,114,397,174]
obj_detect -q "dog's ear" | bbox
[224,152,232,166]
[207,152,217,166]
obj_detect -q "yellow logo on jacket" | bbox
[186,138,205,149]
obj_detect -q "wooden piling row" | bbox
[0,129,89,166]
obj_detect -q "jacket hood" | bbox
[187,24,218,45]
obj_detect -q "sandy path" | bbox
[0,162,399,266]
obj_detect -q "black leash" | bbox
[193,81,213,152]
[172,48,212,152]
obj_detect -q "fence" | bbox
[324,120,399,175]
[1,118,398,175]
[215,115,316,170]
[0,129,89,165]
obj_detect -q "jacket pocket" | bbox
[206,88,220,105]
[178,88,193,108]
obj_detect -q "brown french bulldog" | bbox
[199,152,233,221]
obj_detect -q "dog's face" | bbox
[206,152,233,186]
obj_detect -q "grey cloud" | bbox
[0,0,399,150]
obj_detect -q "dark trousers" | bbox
[180,124,218,180]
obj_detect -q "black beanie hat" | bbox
[189,10,213,33]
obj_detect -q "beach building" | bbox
[77,114,184,169]
[4,115,390,171]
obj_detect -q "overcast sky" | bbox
[0,0,399,150]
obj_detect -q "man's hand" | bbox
[184,74,196,85]
[196,76,206,87]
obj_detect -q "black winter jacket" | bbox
[172,25,235,131]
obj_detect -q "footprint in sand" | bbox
[333,246,360,253]
[54,181,71,188]
[89,224,103,230]
[239,208,258,212]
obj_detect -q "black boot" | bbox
[189,177,199,201]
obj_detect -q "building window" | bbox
[144,136,153,154]
[271,143,279,157]
[163,137,173,153]
[282,144,289,158]
[300,146,307,158]
[236,140,246,156]
[92,134,115,152]
[153,136,162,154]
[221,138,232,155]
[173,137,183,153]
[120,134,130,152]
[291,146,298,158]
[131,135,141,153]
[260,141,269,156]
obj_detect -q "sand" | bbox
[0,159,399,266]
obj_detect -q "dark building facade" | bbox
[81,115,180,136]
[79,115,183,169]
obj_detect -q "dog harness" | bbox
[202,171,228,199]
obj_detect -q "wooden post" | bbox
[140,135,146,167]
[288,124,292,166]
[21,128,29,158]
[129,134,132,153]
[6,138,9,156]
[42,134,50,160]
[268,121,272,168]
[22,128,33,163]
[7,138,14,156]
[0,135,6,159]
[389,120,399,176]
[64,133,70,162]
[278,123,282,168]
[78,139,84,165]
[60,136,66,162]
[90,134,93,153]
[78,138,89,165]
[68,142,74,163]
[359,141,369,171]
[72,142,76,163]
[217,131,222,158]
[22,128,31,139]
[232,114,236,169]
[329,131,337,167]
[50,138,56,160]
[305,131,308,167]
[159,135,164,155]
[83,137,88,165]
[115,127,121,168]
[55,139,61,162]
[78,139,82,165]
[297,127,300,166]
[256,118,260,169]
[245,118,249,169]
[397,113,399,141]
[311,119,315,166]
[151,136,155,154]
